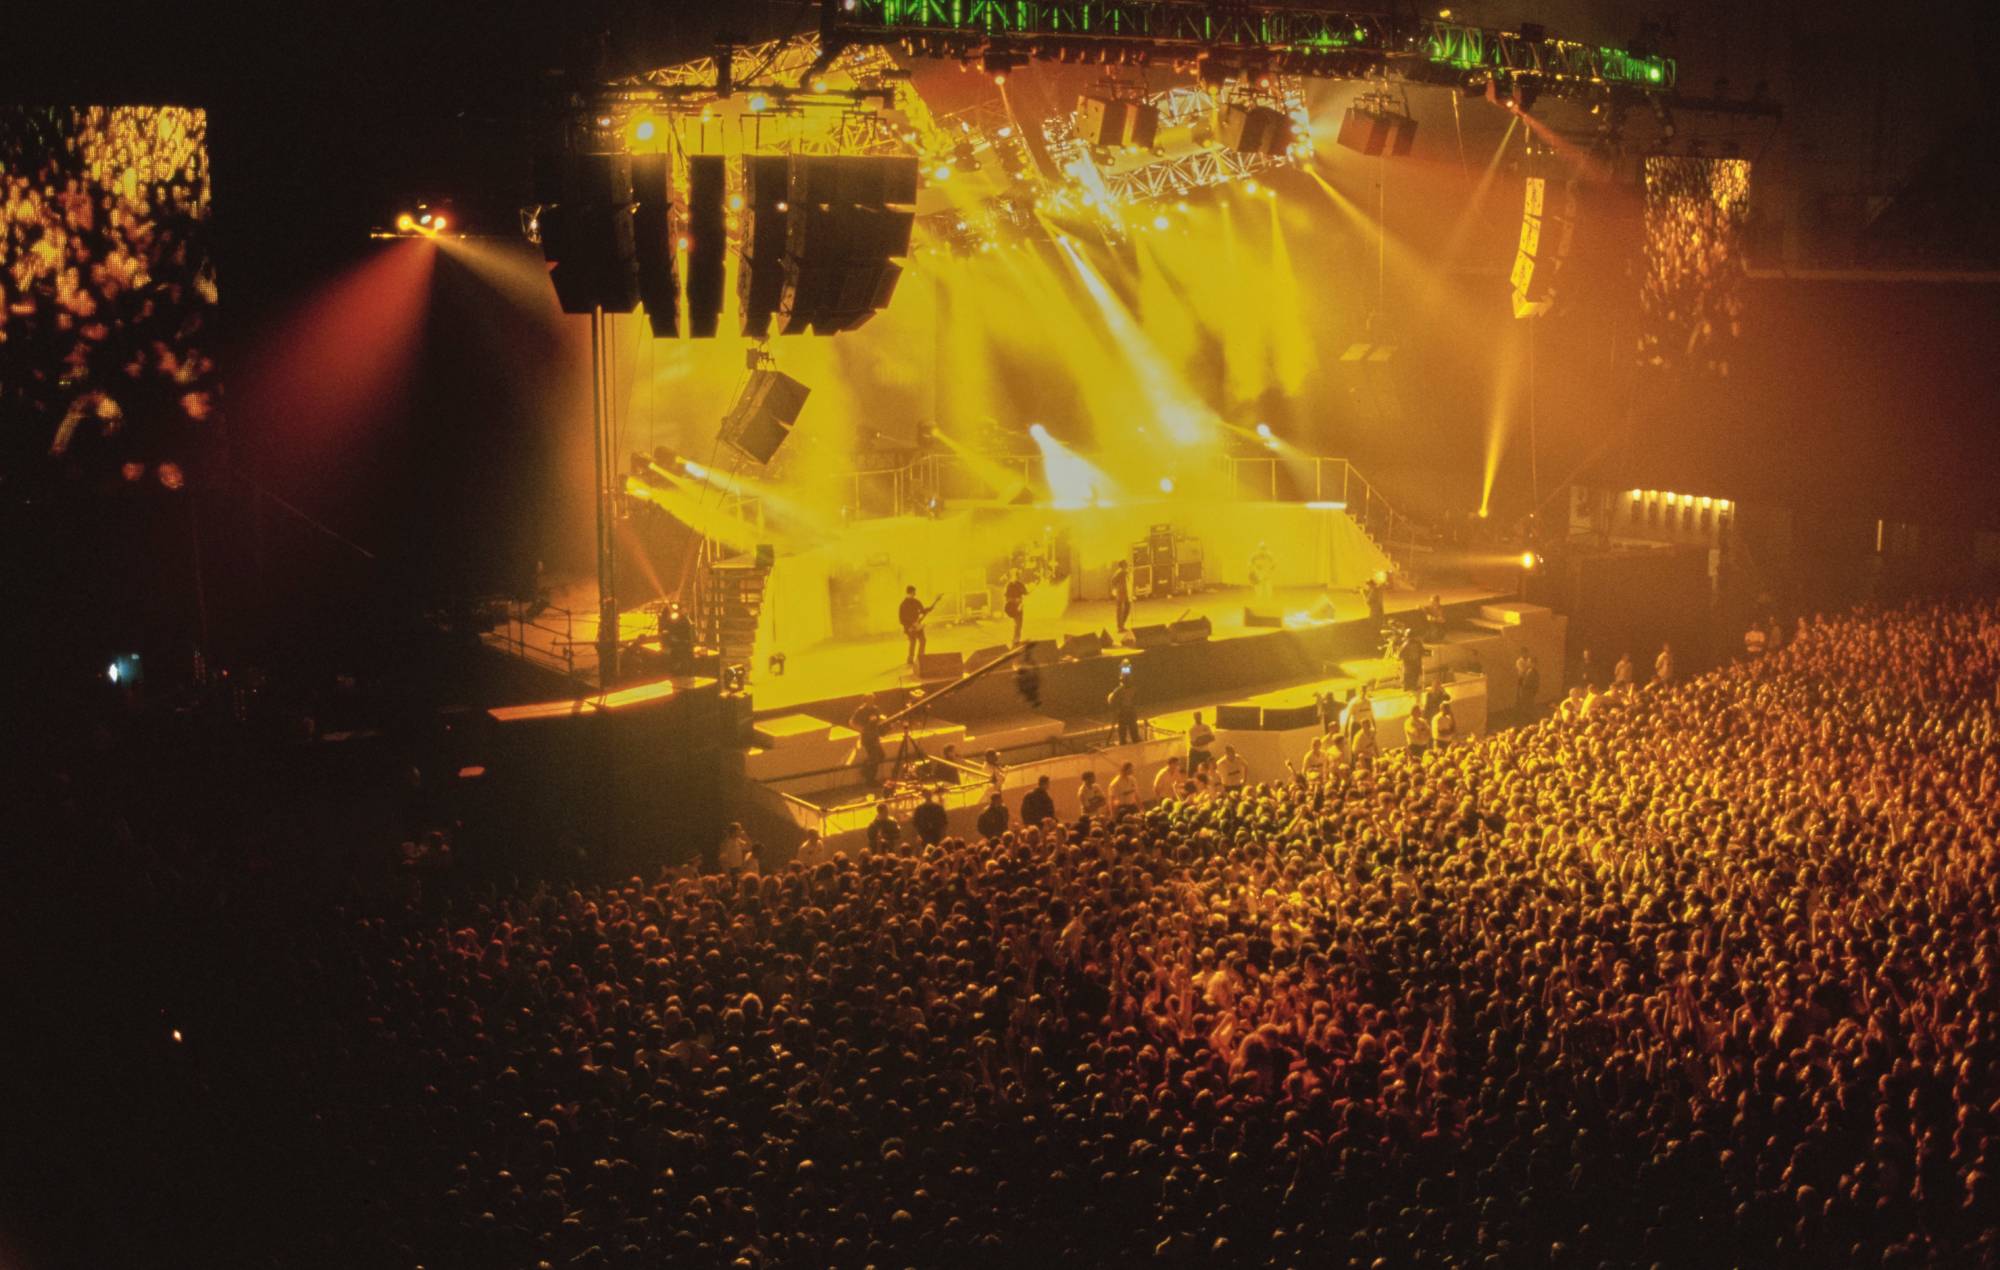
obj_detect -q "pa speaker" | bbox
[1223,104,1290,156]
[1077,97,1130,148]
[1243,608,1283,628]
[720,369,811,465]
[631,153,677,337]
[1336,106,1393,156]
[1169,617,1212,643]
[1132,623,1175,649]
[917,651,966,680]
[740,155,792,338]
[541,204,639,314]
[1214,704,1261,730]
[685,155,726,338]
[1125,101,1161,149]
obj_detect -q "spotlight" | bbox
[728,193,745,210]
[933,165,953,181]
[1519,551,1539,570]
[676,235,690,251]
[1028,422,1049,441]
[1152,213,1169,230]
[1158,477,1175,494]
[418,212,433,227]
[634,118,656,141]
[748,95,768,113]
[430,213,447,232]
[774,200,789,213]
[395,213,415,232]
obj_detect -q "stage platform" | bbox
[747,582,1497,716]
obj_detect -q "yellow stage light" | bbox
[634,118,656,141]
[728,193,745,210]
[1520,551,1538,570]
[1244,180,1260,195]
[1158,476,1175,494]
[748,95,768,113]
[395,213,415,232]
[676,235,690,251]
[934,165,953,181]
[811,78,828,93]
[774,200,789,213]
[1152,213,1170,230]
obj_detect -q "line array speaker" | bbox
[684,155,726,338]
[739,155,791,339]
[539,154,639,315]
[778,156,918,335]
[631,153,677,337]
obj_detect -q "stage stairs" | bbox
[696,557,770,675]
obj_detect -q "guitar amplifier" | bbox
[1133,564,1153,594]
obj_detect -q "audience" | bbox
[188,600,2000,1264]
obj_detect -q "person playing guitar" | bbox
[900,585,942,667]
[1003,569,1029,645]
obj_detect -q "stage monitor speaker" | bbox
[1262,702,1318,730]
[720,369,811,464]
[631,153,678,337]
[1243,608,1283,628]
[1077,96,1130,148]
[541,203,639,314]
[1169,617,1212,644]
[684,155,726,338]
[1132,623,1174,649]
[969,644,1011,667]
[739,155,792,338]
[918,651,966,680]
[1215,704,1261,730]
[1060,632,1106,660]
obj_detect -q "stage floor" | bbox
[748,582,1501,715]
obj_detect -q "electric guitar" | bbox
[903,594,944,638]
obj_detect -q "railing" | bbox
[484,601,586,680]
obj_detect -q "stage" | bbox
[747,579,1500,715]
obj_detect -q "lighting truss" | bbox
[1042,81,1309,209]
[825,0,1677,101]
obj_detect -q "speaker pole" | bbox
[591,306,620,690]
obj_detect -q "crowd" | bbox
[259,599,1999,1265]
[1,106,218,480]
[1640,155,1751,377]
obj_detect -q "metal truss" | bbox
[827,0,1676,98]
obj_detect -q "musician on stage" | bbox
[1363,574,1387,631]
[1110,558,1132,635]
[1399,626,1427,694]
[899,585,930,666]
[1003,569,1028,645]
[1249,541,1277,605]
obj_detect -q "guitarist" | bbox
[1003,569,1029,645]
[900,585,940,667]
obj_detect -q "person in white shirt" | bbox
[1216,745,1249,791]
[1300,734,1330,783]
[793,829,830,869]
[1108,760,1141,814]
[1404,707,1431,757]
[1433,701,1458,747]
[1077,771,1109,819]
[1151,755,1185,803]
[718,823,755,873]
[1654,642,1674,685]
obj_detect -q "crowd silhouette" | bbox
[215,600,2000,1264]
